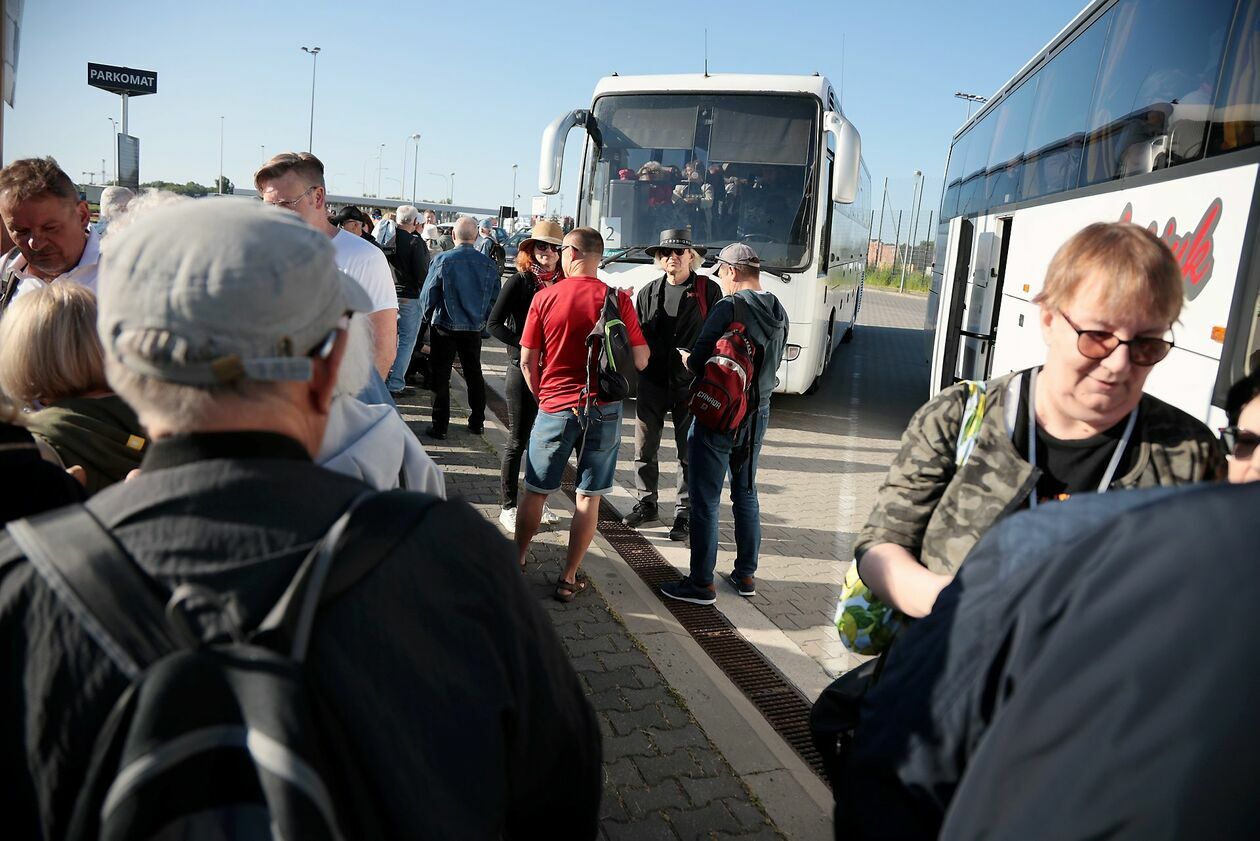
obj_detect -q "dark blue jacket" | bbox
[419,244,500,332]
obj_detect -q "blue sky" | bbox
[7,0,1084,237]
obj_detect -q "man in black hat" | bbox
[623,228,722,540]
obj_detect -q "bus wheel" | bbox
[841,321,855,343]
[806,318,835,395]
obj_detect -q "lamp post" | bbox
[449,172,455,204]
[260,145,265,166]
[218,116,225,195]
[409,133,421,202]
[954,91,987,119]
[899,170,924,293]
[300,46,321,152]
[377,143,386,197]
[107,117,118,184]
[511,163,518,219]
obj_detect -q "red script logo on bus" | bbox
[1119,198,1222,301]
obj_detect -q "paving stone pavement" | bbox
[474,288,929,681]
[394,385,785,841]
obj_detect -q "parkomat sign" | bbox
[87,63,157,96]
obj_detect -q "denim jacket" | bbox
[419,244,500,332]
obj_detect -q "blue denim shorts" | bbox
[524,402,624,496]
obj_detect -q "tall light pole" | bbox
[377,142,386,197]
[107,117,118,184]
[260,145,266,166]
[954,91,987,120]
[409,133,421,202]
[449,172,455,204]
[900,170,924,293]
[301,46,321,152]
[218,116,225,194]
[511,163,518,219]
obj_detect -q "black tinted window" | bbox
[984,77,1038,208]
[941,127,973,219]
[1209,0,1260,155]
[958,112,997,216]
[1020,14,1110,200]
[1082,0,1234,185]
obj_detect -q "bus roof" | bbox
[592,73,837,108]
[952,0,1102,140]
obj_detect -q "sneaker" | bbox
[498,507,517,532]
[660,577,717,606]
[622,502,658,528]
[726,572,756,597]
[668,515,689,541]
[541,505,561,526]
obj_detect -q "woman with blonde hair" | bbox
[487,219,566,532]
[0,282,146,493]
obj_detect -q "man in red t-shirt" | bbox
[516,226,648,602]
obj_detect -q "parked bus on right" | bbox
[926,0,1259,427]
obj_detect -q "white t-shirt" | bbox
[331,229,398,313]
[9,227,101,300]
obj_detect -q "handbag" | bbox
[835,380,988,655]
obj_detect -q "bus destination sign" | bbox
[87,63,157,96]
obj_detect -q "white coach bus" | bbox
[926,0,1259,425]
[538,74,871,395]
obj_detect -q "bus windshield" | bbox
[582,93,819,269]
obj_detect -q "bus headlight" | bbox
[783,344,802,361]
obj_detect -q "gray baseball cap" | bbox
[97,197,373,386]
[714,242,761,270]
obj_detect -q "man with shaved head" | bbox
[418,215,501,439]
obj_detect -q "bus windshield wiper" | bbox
[599,246,650,268]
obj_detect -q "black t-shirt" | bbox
[1013,372,1138,505]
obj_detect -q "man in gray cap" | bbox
[661,242,788,606]
[0,199,602,839]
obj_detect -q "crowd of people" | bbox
[0,151,1257,838]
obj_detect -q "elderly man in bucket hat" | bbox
[623,228,722,540]
[0,199,602,839]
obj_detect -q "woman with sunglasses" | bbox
[1222,369,1260,483]
[854,222,1225,622]
[488,220,566,532]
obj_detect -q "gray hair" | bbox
[100,189,191,255]
[99,186,135,221]
[396,205,419,226]
[453,216,478,243]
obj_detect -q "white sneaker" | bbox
[541,505,561,525]
[498,507,517,532]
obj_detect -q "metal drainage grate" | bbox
[482,383,827,782]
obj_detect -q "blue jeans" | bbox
[386,297,423,392]
[687,404,770,587]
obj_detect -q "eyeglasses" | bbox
[533,242,560,253]
[263,185,317,209]
[1219,426,1259,461]
[1059,311,1174,366]
[658,248,686,258]
[559,244,579,255]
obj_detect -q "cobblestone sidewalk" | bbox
[395,384,783,841]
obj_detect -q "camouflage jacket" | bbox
[856,368,1227,575]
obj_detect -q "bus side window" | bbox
[1208,0,1260,156]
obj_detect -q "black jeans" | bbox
[429,327,485,434]
[633,377,692,516]
[500,361,538,509]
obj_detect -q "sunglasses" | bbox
[1219,426,1259,461]
[532,242,561,253]
[658,248,687,258]
[1059,311,1174,367]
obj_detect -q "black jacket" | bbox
[489,271,552,365]
[634,272,722,392]
[391,228,430,299]
[0,422,86,525]
[0,432,602,840]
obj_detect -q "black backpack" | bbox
[5,490,440,841]
[586,286,638,403]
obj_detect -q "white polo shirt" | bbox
[331,229,398,313]
[8,228,101,299]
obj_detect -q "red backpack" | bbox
[689,297,757,434]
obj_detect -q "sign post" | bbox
[88,62,156,189]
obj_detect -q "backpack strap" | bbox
[954,380,988,467]
[695,274,711,321]
[256,489,443,662]
[6,506,188,680]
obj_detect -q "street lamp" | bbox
[301,46,321,152]
[260,145,266,166]
[449,172,455,204]
[107,117,118,184]
[218,116,225,195]
[954,91,987,119]
[413,134,423,203]
[377,143,386,197]
[511,163,518,219]
[900,170,924,293]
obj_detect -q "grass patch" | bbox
[865,265,931,294]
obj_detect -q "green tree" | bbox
[214,176,235,195]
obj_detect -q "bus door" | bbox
[936,217,975,391]
[956,216,1013,381]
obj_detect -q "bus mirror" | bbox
[825,111,861,204]
[539,109,592,195]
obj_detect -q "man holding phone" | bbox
[624,228,723,540]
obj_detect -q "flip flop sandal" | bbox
[553,573,589,603]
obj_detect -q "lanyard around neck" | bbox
[1026,367,1138,510]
